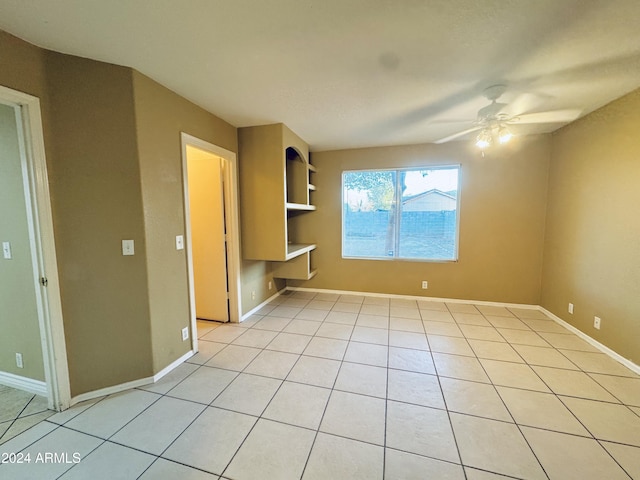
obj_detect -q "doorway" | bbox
[186,146,229,322]
[0,85,70,411]
[181,134,242,352]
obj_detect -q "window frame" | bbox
[341,165,461,263]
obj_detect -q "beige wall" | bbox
[292,137,552,304]
[132,71,274,371]
[0,103,45,381]
[1,30,277,397]
[44,52,153,395]
[541,88,640,363]
[242,262,286,312]
[0,31,48,102]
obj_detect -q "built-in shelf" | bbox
[274,248,317,280]
[308,164,317,173]
[286,243,316,260]
[286,202,316,211]
[239,123,316,280]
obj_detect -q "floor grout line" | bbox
[2,291,638,479]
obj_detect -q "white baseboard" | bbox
[70,376,154,406]
[540,307,640,375]
[285,286,540,310]
[69,350,196,407]
[287,286,639,374]
[65,287,638,409]
[0,371,47,396]
[241,288,286,320]
[153,350,194,383]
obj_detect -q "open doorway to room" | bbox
[0,86,70,430]
[181,134,242,353]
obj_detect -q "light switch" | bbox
[2,242,11,259]
[122,239,135,256]
[176,235,184,250]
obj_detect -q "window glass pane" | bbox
[342,166,459,261]
[343,170,396,258]
[398,168,459,260]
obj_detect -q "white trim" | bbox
[540,307,640,375]
[285,286,540,310]
[69,350,195,406]
[0,86,70,412]
[70,377,154,406]
[287,286,639,374]
[0,371,48,396]
[241,288,286,321]
[152,350,194,383]
[180,133,243,359]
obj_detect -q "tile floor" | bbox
[1,290,639,479]
[0,385,53,444]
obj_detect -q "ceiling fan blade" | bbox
[429,119,476,124]
[515,109,582,124]
[506,92,547,118]
[434,126,481,144]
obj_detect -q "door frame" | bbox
[180,133,242,351]
[0,85,71,411]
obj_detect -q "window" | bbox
[342,166,460,261]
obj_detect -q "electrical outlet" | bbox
[594,316,601,330]
[268,281,273,290]
[16,353,23,368]
[181,327,189,341]
[421,281,428,289]
[176,235,184,250]
[251,290,256,300]
[568,303,574,314]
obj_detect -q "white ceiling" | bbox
[1,0,640,150]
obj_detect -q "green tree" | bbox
[344,170,409,255]
[344,171,394,211]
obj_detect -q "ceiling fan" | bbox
[434,84,581,147]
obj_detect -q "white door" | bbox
[186,146,229,322]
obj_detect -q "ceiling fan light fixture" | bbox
[476,129,492,149]
[498,124,512,144]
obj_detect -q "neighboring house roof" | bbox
[403,189,457,203]
[401,188,457,212]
